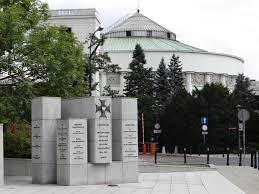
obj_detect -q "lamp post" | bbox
[88,26,103,95]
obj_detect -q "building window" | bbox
[65,27,72,33]
[126,31,131,37]
[167,32,171,39]
[147,30,152,37]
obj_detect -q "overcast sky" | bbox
[43,0,259,80]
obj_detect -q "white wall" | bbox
[107,51,244,75]
[48,9,100,52]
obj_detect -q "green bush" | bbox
[4,120,31,159]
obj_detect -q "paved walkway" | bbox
[1,171,244,194]
[216,166,259,194]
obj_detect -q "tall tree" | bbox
[154,58,170,112]
[124,44,154,142]
[124,44,153,97]
[232,73,256,109]
[168,54,184,96]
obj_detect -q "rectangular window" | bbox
[126,31,131,37]
[66,27,72,33]
[147,30,152,37]
[167,32,171,39]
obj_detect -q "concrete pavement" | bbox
[0,171,245,194]
[216,166,259,194]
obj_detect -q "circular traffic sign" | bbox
[202,125,208,131]
[154,123,160,129]
[237,109,250,121]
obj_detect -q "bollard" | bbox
[226,148,230,166]
[251,149,254,167]
[254,151,257,168]
[184,148,187,164]
[207,147,210,165]
[154,145,157,164]
[239,148,242,166]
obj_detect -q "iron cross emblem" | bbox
[95,99,111,118]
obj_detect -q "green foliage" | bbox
[168,54,184,96]
[4,120,31,158]
[85,35,120,91]
[124,44,155,142]
[0,0,88,125]
[124,44,153,97]
[102,85,120,97]
[154,58,170,112]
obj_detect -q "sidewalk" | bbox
[1,171,245,194]
[216,166,259,194]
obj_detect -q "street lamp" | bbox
[88,26,103,95]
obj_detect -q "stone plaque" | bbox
[88,119,112,163]
[57,119,87,165]
[122,120,138,161]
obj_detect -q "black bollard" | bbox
[226,148,230,166]
[251,149,254,167]
[254,150,257,169]
[239,148,242,166]
[184,148,187,164]
[207,147,210,165]
[155,147,157,164]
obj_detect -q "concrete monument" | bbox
[31,97,61,184]
[57,119,87,185]
[112,97,138,183]
[31,96,138,185]
[62,96,112,164]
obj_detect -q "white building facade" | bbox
[49,9,244,95]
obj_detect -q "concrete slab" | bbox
[2,171,245,193]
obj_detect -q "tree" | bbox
[168,54,184,96]
[85,35,120,91]
[154,58,170,112]
[124,44,154,142]
[232,73,257,109]
[0,0,87,124]
[124,44,153,97]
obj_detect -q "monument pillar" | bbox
[31,97,61,184]
[57,119,87,185]
[0,124,3,186]
[112,97,138,183]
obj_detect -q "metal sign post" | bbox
[237,109,250,159]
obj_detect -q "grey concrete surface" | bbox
[216,166,259,194]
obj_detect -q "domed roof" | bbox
[104,11,176,40]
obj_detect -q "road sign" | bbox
[237,109,250,121]
[154,129,162,134]
[202,125,208,131]
[202,131,208,135]
[154,123,160,129]
[201,117,208,125]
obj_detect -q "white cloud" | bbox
[43,0,259,79]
